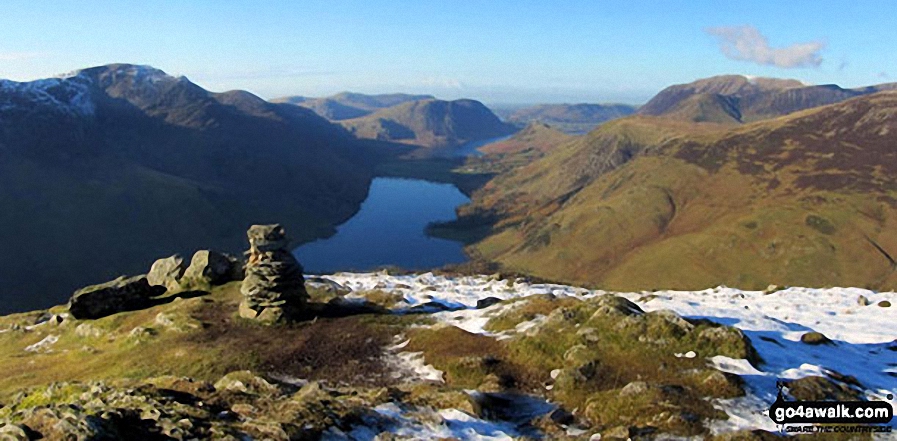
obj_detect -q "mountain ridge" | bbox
[0,63,386,313]
[339,98,516,149]
[453,90,897,291]
[638,74,897,124]
[272,92,436,121]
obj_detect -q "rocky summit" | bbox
[239,224,309,323]
[1,243,894,440]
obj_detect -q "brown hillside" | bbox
[458,91,897,291]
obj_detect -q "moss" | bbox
[356,289,406,309]
[404,325,542,391]
[583,383,726,436]
[786,376,862,401]
[2,382,89,416]
[484,295,579,332]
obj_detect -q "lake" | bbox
[294,177,471,273]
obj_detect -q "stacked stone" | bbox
[239,224,309,323]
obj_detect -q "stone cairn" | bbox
[239,224,309,323]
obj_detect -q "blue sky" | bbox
[0,1,894,104]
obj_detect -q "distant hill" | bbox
[0,64,382,313]
[272,92,435,121]
[479,122,573,155]
[453,91,897,291]
[339,99,516,149]
[461,122,574,176]
[639,74,897,123]
[501,103,637,134]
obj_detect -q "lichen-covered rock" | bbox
[214,371,279,395]
[147,254,187,291]
[0,423,30,441]
[800,331,832,345]
[68,275,166,320]
[182,250,238,287]
[785,375,863,401]
[240,224,308,323]
[305,276,351,300]
[590,294,644,317]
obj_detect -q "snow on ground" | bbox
[323,272,897,435]
[620,286,897,434]
[24,334,59,353]
[0,75,95,115]
[383,337,445,383]
[325,402,520,441]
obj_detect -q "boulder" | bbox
[240,224,309,323]
[182,250,238,287]
[68,275,166,320]
[800,331,832,345]
[147,254,187,291]
[476,297,503,309]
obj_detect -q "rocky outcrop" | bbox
[239,224,309,323]
[181,250,240,287]
[147,254,187,291]
[68,276,166,320]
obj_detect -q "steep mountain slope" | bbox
[272,92,435,121]
[340,99,516,149]
[457,91,897,291]
[639,74,897,123]
[0,64,382,313]
[502,103,637,134]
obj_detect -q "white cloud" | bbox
[706,25,824,68]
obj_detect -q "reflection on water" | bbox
[294,177,470,273]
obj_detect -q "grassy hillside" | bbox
[456,91,897,291]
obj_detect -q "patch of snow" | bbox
[0,73,95,116]
[24,334,59,353]
[512,313,548,336]
[383,337,444,383]
[330,401,522,440]
[617,286,897,435]
[319,272,897,435]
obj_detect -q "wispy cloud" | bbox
[705,25,825,68]
[879,71,889,79]
[0,51,46,62]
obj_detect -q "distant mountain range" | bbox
[638,74,897,123]
[276,93,516,150]
[271,92,435,121]
[339,98,516,149]
[0,64,383,312]
[495,103,638,134]
[453,78,897,291]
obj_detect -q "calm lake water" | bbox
[294,177,471,273]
